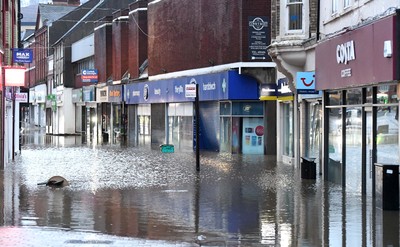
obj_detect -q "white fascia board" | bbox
[113,16,129,22]
[94,22,112,31]
[149,62,276,81]
[129,8,147,15]
[149,0,163,5]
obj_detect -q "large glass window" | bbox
[328,105,342,184]
[376,85,399,164]
[283,102,294,157]
[137,104,151,146]
[168,103,193,151]
[287,0,303,30]
[306,102,322,166]
[220,117,232,153]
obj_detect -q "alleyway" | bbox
[0,126,398,246]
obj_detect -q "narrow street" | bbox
[0,125,398,246]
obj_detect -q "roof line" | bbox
[53,0,104,46]
[149,62,276,81]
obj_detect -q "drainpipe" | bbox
[317,0,320,40]
[18,0,22,48]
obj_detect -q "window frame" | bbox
[286,0,303,32]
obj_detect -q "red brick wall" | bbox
[112,9,130,81]
[147,0,271,76]
[34,28,48,85]
[94,17,113,83]
[128,1,148,79]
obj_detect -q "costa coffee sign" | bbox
[316,15,397,90]
[336,40,355,64]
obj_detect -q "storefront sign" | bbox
[248,16,269,60]
[336,40,355,64]
[13,49,33,63]
[97,87,108,102]
[82,86,95,102]
[15,93,28,102]
[316,15,397,90]
[125,71,259,104]
[185,83,197,98]
[72,89,82,103]
[108,85,123,103]
[81,69,98,83]
[259,78,293,100]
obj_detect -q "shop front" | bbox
[72,88,84,134]
[125,70,268,153]
[30,84,46,128]
[96,86,109,143]
[316,13,400,195]
[108,85,125,144]
[82,85,96,143]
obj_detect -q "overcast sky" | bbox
[21,0,89,7]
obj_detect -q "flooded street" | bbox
[0,127,399,246]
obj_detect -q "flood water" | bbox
[0,127,399,246]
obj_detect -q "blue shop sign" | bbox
[13,49,33,63]
[296,71,318,94]
[125,71,259,104]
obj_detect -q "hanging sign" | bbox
[296,71,318,94]
[13,49,33,63]
[4,66,26,87]
[81,69,98,83]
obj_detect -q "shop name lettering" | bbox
[203,82,216,91]
[175,85,184,94]
[336,40,355,64]
[109,90,121,97]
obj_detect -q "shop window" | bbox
[283,102,294,157]
[366,87,373,104]
[220,101,232,116]
[327,91,342,106]
[306,102,322,160]
[377,84,398,104]
[346,89,362,105]
[376,84,399,164]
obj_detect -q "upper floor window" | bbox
[344,0,351,9]
[332,0,338,14]
[288,0,303,30]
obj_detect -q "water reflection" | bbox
[2,134,400,245]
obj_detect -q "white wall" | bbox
[71,34,94,63]
[57,88,76,134]
[320,1,399,37]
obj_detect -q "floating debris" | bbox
[37,176,69,188]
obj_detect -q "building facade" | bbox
[316,2,400,196]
